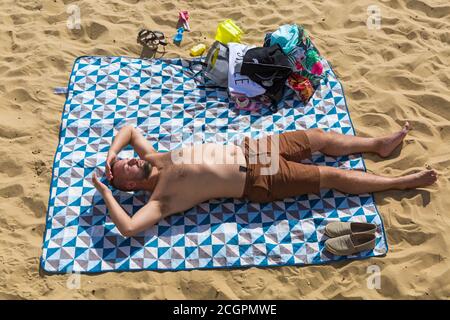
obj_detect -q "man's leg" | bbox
[319,166,437,194]
[305,122,410,157]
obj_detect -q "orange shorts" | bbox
[241,130,320,203]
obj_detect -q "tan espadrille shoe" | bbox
[324,233,376,256]
[324,221,377,238]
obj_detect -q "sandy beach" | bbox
[0,0,449,299]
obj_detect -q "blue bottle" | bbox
[173,27,184,45]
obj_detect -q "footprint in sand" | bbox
[0,158,23,177]
[86,22,108,40]
[33,160,48,177]
[22,197,47,218]
[0,124,31,139]
[0,184,24,198]
[406,0,450,19]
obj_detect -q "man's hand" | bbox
[105,150,117,181]
[92,173,111,196]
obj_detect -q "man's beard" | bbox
[143,161,151,179]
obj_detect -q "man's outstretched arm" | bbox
[93,173,163,237]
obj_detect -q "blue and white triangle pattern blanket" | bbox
[41,56,388,273]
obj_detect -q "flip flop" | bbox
[137,29,157,47]
[137,29,167,48]
[153,30,168,46]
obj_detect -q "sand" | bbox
[0,0,449,299]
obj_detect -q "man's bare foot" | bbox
[377,122,410,158]
[397,170,438,190]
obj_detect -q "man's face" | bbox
[111,158,151,189]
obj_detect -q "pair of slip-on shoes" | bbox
[324,222,377,256]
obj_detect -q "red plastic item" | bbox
[179,11,190,31]
[287,73,314,103]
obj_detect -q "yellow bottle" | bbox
[215,19,243,44]
[190,43,207,56]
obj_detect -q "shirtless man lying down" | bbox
[92,123,437,237]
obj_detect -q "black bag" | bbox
[240,44,292,104]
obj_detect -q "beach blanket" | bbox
[40,56,388,273]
